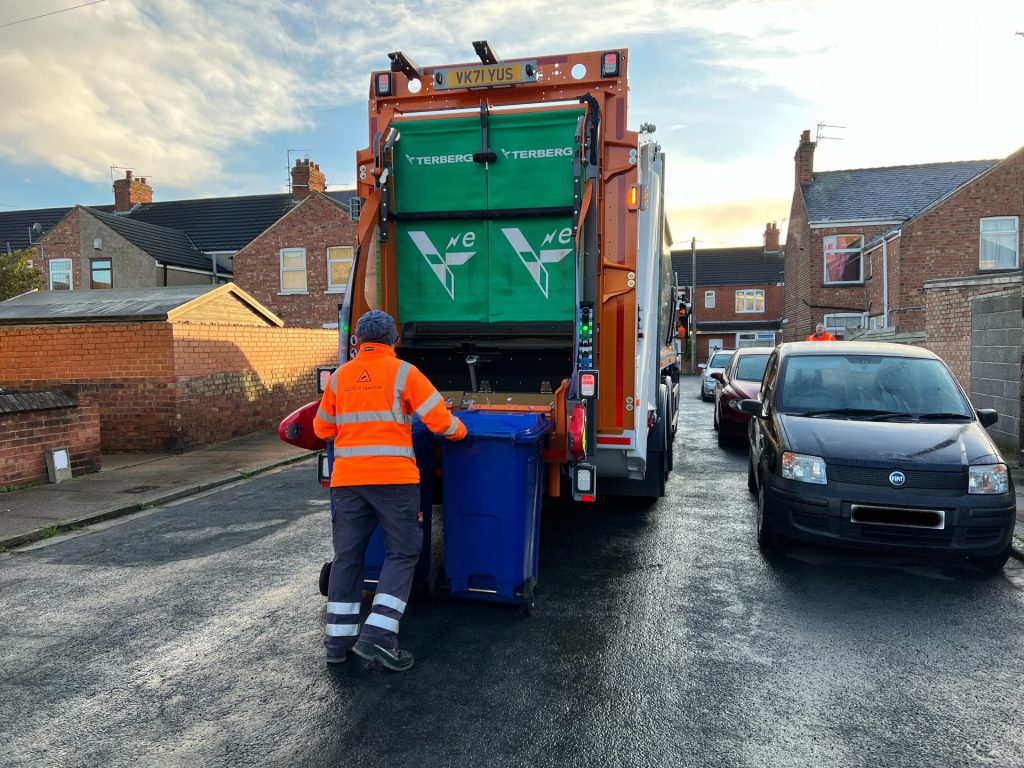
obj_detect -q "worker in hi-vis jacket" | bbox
[314,310,466,670]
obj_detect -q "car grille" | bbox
[829,464,964,490]
[843,522,955,546]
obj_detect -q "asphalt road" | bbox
[2,376,1024,768]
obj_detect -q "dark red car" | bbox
[712,348,772,447]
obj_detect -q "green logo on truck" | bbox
[407,230,477,300]
[500,226,573,298]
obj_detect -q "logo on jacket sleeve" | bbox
[356,369,373,383]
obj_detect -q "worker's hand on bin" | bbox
[446,415,468,441]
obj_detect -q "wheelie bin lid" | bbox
[456,410,553,443]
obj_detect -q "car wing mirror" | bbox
[711,371,725,384]
[738,399,762,416]
[976,408,998,428]
[697,363,707,370]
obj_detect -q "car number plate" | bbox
[434,62,537,90]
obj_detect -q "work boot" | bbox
[353,640,414,671]
[325,650,348,664]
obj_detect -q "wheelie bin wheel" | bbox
[521,577,537,617]
[319,561,332,597]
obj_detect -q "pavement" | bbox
[1,428,1023,557]
[0,431,316,550]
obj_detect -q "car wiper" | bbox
[916,412,973,421]
[790,408,922,420]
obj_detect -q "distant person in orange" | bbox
[806,323,836,342]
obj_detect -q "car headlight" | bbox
[968,463,1009,494]
[781,451,827,484]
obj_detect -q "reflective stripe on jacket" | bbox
[313,343,466,486]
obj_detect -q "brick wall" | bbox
[36,208,82,291]
[0,387,101,487]
[970,290,1021,454]
[924,273,1022,393]
[233,192,357,328]
[698,283,783,323]
[895,148,1024,334]
[171,324,337,450]
[0,321,337,452]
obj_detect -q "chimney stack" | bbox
[112,170,153,212]
[764,222,780,252]
[794,129,816,189]
[291,158,326,202]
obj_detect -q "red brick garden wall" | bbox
[171,324,337,450]
[0,322,338,452]
[0,387,101,488]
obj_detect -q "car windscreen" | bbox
[735,355,770,382]
[777,354,973,418]
[709,351,733,369]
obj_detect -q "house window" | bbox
[823,234,863,284]
[823,312,867,339]
[704,290,715,309]
[280,248,307,293]
[979,217,1019,270]
[90,258,112,289]
[49,259,72,290]
[735,289,765,313]
[326,246,354,293]
[736,331,775,349]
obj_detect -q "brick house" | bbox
[232,184,358,329]
[783,129,1022,342]
[671,223,785,368]
[0,161,355,311]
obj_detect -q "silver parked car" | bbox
[699,349,735,402]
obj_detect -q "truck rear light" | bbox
[628,185,640,210]
[318,451,331,486]
[600,52,620,77]
[375,72,394,97]
[568,403,587,461]
[573,463,596,501]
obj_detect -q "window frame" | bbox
[90,258,113,290]
[823,312,868,339]
[704,290,715,309]
[822,234,864,285]
[326,245,354,294]
[279,247,308,294]
[735,289,765,314]
[979,216,1019,270]
[49,258,73,291]
[736,330,776,349]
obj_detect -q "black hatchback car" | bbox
[741,342,1016,570]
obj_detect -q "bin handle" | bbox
[511,419,555,444]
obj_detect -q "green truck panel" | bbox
[393,108,582,324]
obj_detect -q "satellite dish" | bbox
[31,223,42,237]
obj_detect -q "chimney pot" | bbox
[125,170,133,181]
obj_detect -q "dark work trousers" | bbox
[325,484,422,654]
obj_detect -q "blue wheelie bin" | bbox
[361,416,436,591]
[441,410,553,612]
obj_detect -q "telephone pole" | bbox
[690,236,697,364]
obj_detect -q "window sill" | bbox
[277,291,308,296]
[823,281,864,287]
[325,289,346,294]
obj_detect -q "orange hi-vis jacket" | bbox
[313,343,467,487]
[806,331,837,341]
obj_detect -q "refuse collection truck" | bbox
[283,41,679,503]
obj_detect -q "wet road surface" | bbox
[2,376,1024,767]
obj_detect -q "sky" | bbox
[0,0,1022,248]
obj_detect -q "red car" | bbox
[712,348,772,447]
